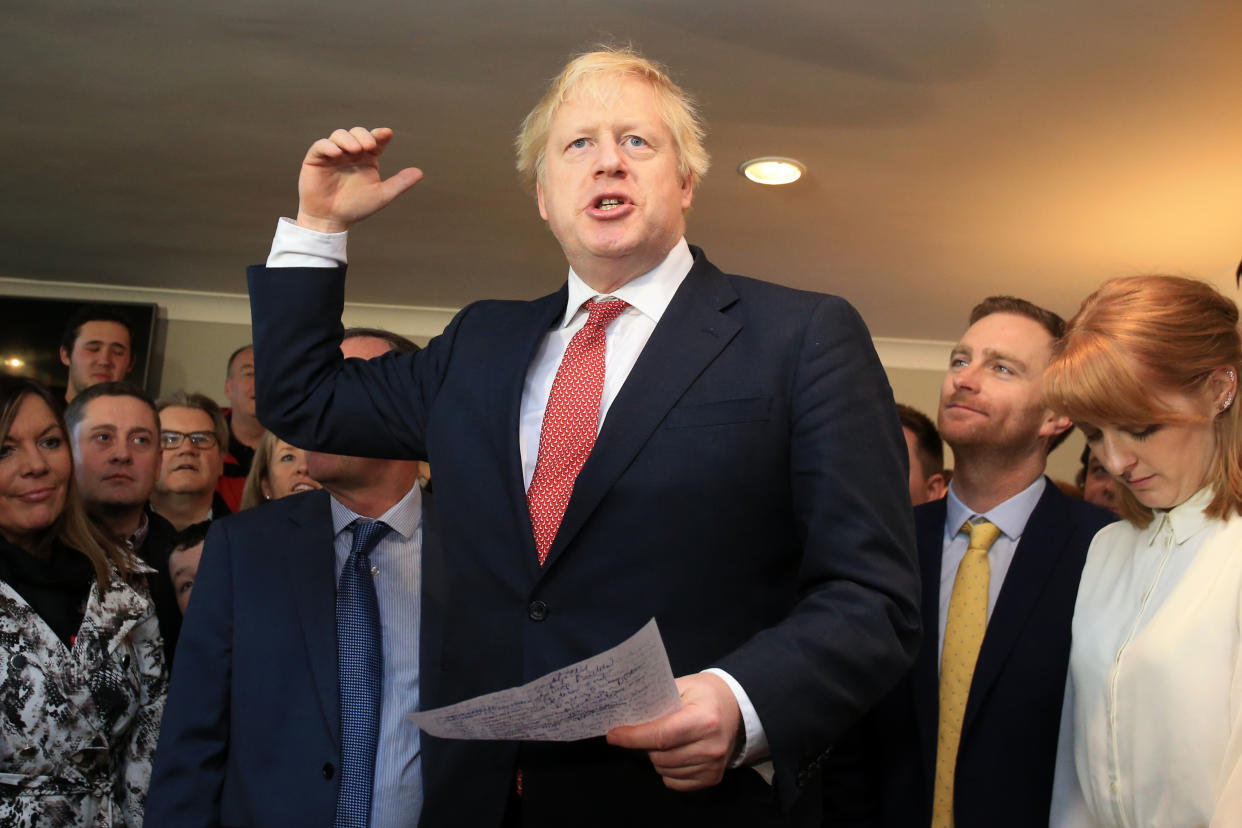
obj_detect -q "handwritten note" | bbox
[408,618,681,741]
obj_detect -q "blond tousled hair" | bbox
[515,45,710,193]
[1044,275,1242,528]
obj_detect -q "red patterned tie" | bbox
[527,298,629,565]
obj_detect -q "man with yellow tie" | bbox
[823,296,1114,828]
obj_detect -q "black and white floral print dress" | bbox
[0,555,166,826]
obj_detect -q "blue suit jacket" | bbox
[145,487,443,827]
[246,247,921,827]
[823,480,1114,827]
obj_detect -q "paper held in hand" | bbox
[408,618,681,741]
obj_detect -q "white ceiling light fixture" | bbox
[739,156,806,185]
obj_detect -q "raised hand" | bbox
[606,672,743,791]
[295,127,424,233]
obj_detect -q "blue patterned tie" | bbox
[335,518,391,828]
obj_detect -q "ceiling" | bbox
[4,0,1240,343]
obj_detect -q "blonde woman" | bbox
[238,430,320,510]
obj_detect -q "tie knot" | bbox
[960,519,1002,553]
[349,518,391,560]
[583,298,629,329]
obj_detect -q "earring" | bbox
[1222,369,1236,412]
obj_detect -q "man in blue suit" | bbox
[822,297,1115,828]
[247,47,920,826]
[147,330,432,827]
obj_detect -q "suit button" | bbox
[322,762,335,780]
[528,601,548,622]
[10,654,26,669]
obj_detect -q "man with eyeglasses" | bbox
[151,391,232,531]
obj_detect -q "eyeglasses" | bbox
[160,430,219,450]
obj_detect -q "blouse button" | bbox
[9,654,27,669]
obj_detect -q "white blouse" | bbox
[1050,487,1242,828]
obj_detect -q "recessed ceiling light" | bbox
[739,157,805,186]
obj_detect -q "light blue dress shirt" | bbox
[938,476,1046,666]
[331,483,424,828]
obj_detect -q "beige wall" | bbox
[152,319,252,405]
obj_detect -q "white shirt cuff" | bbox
[703,667,770,767]
[266,216,348,268]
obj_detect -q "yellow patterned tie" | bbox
[931,519,1002,828]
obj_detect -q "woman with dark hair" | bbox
[0,376,165,824]
[1045,275,1242,826]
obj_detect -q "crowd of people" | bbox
[2,45,1239,828]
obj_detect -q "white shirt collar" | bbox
[561,237,694,328]
[330,482,423,541]
[1145,485,1217,546]
[945,475,1047,542]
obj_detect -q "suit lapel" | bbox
[502,287,569,576]
[913,500,947,787]
[962,480,1071,733]
[285,490,342,746]
[538,256,741,573]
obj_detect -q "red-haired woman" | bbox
[1045,275,1242,827]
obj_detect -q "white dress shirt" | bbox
[939,476,1046,664]
[331,483,424,828]
[269,220,768,766]
[1049,487,1242,828]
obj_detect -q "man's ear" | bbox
[59,347,71,368]
[536,182,548,221]
[925,473,948,502]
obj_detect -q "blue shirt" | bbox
[938,476,1046,665]
[331,483,424,828]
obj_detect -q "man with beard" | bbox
[824,297,1114,828]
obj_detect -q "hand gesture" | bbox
[606,672,743,791]
[296,127,424,233]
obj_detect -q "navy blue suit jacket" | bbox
[823,480,1114,827]
[246,247,921,826]
[145,488,443,827]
